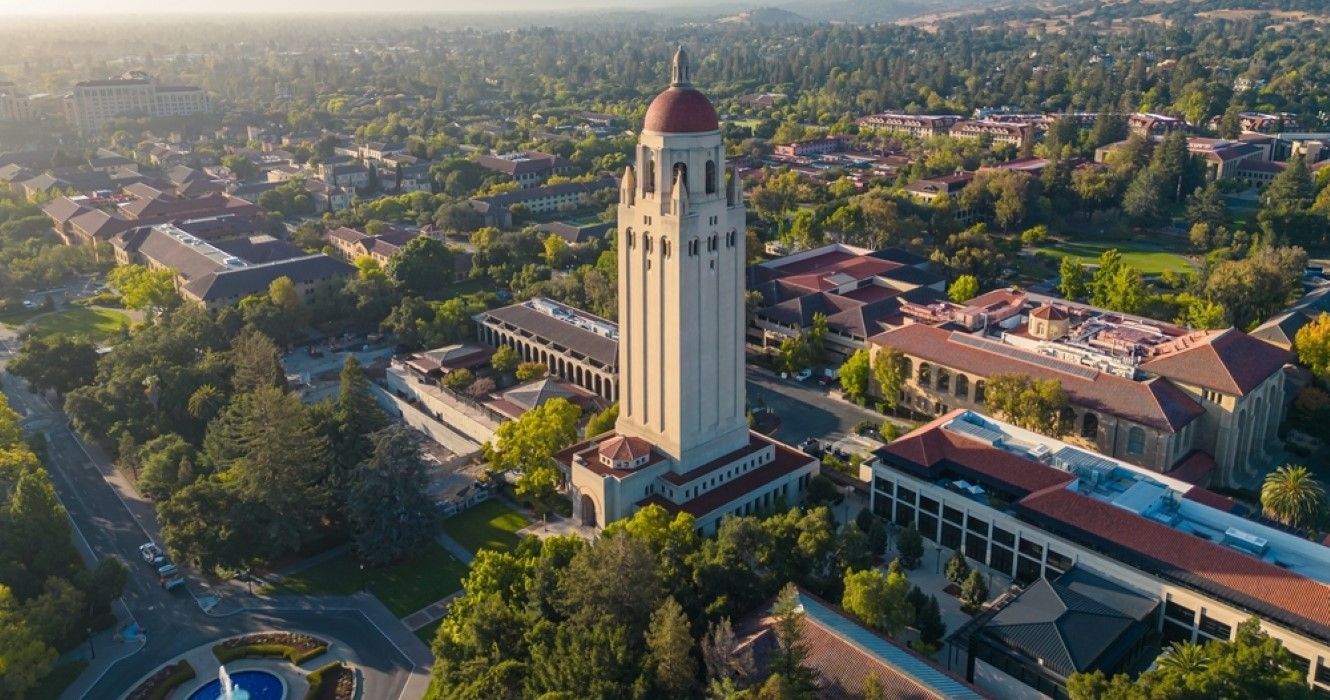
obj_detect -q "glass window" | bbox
[874,475,893,496]
[1313,660,1329,685]
[1198,613,1231,641]
[1015,555,1042,584]
[872,494,891,519]
[1161,620,1192,645]
[918,513,939,541]
[965,533,988,561]
[966,516,989,536]
[943,505,964,524]
[989,545,1014,576]
[992,526,1015,547]
[894,505,915,528]
[919,495,939,514]
[1046,549,1073,573]
[897,486,917,505]
[1127,426,1146,455]
[1165,599,1195,624]
[1018,538,1043,559]
[941,522,962,549]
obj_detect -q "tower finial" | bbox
[671,45,690,87]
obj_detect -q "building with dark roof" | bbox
[737,587,990,700]
[325,225,436,267]
[749,243,946,362]
[960,567,1157,698]
[476,151,573,188]
[468,178,614,228]
[110,222,351,309]
[869,410,1330,694]
[868,290,1289,485]
[474,297,619,401]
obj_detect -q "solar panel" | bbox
[949,332,1100,380]
[944,417,1005,445]
[798,593,987,700]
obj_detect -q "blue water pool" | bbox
[187,670,285,700]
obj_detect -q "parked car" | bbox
[139,542,167,566]
[158,564,186,591]
[799,437,823,457]
[793,368,813,382]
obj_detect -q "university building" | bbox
[865,411,1330,698]
[62,72,209,132]
[473,297,620,402]
[554,48,818,534]
[868,289,1290,486]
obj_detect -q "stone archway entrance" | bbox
[580,494,597,528]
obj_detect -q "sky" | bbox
[0,0,738,14]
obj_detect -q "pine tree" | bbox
[333,355,389,480]
[644,597,697,698]
[347,426,437,566]
[945,550,971,585]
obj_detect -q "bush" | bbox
[212,632,329,665]
[896,525,923,569]
[960,570,990,614]
[515,361,547,382]
[75,291,123,307]
[945,550,971,585]
[443,368,475,391]
[126,661,196,700]
[305,661,356,700]
[878,420,900,443]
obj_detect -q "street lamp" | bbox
[359,563,366,592]
[935,545,943,574]
[86,627,95,659]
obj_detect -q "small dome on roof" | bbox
[642,46,719,134]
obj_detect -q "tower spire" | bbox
[671,45,690,87]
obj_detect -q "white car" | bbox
[139,542,167,566]
[793,368,813,382]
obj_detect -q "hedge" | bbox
[127,661,196,700]
[304,661,355,700]
[212,641,328,665]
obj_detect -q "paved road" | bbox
[745,366,883,447]
[0,335,431,700]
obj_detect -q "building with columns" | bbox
[555,48,817,534]
[868,289,1291,486]
[473,297,619,402]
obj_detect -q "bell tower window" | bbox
[644,158,655,194]
[705,160,717,194]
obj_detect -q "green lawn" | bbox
[24,307,131,341]
[0,306,45,327]
[441,499,530,555]
[414,618,443,646]
[261,543,468,617]
[1032,241,1194,275]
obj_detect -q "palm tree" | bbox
[1261,464,1326,529]
[1156,642,1210,676]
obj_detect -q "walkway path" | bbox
[401,592,462,631]
[433,531,475,565]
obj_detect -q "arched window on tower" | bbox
[705,160,717,194]
[644,158,656,194]
[663,238,672,258]
[673,162,688,192]
[626,228,635,249]
[644,234,653,254]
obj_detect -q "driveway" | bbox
[745,366,885,447]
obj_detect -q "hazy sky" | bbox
[0,0,733,14]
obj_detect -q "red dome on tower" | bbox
[642,46,719,134]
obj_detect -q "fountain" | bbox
[219,666,247,700]
[187,666,284,700]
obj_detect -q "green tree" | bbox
[871,346,906,410]
[515,361,548,382]
[916,595,947,646]
[486,397,581,478]
[960,570,989,613]
[107,264,180,311]
[267,276,303,321]
[896,526,923,570]
[1089,250,1147,314]
[768,584,819,696]
[1187,182,1229,231]
[0,586,56,699]
[644,596,697,698]
[1259,155,1318,245]
[491,344,520,374]
[1058,256,1088,301]
[347,426,438,566]
[841,567,913,637]
[1295,313,1330,382]
[945,550,971,585]
[1122,166,1166,226]
[983,373,1071,437]
[838,349,871,402]
[1261,464,1325,530]
[585,403,619,436]
[331,354,389,483]
[947,274,980,303]
[444,368,475,391]
[6,335,98,399]
[134,433,196,500]
[229,326,284,392]
[387,236,456,297]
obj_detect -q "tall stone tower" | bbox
[614,46,749,468]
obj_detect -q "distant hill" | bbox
[789,0,1004,24]
[716,6,809,25]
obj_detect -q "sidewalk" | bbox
[57,599,145,700]
[401,591,461,631]
[434,531,475,565]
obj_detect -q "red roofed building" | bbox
[868,410,1330,695]
[869,292,1290,485]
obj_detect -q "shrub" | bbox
[960,570,990,614]
[896,525,923,569]
[878,420,900,443]
[443,368,475,391]
[945,550,971,585]
[305,661,356,700]
[515,361,547,382]
[212,632,329,665]
[126,661,196,700]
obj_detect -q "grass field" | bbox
[414,618,443,646]
[261,544,468,617]
[1032,241,1194,275]
[25,307,131,340]
[441,500,530,555]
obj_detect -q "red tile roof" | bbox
[644,87,719,133]
[880,411,1330,643]
[598,435,653,462]
[1140,328,1291,396]
[870,324,1204,432]
[637,434,815,518]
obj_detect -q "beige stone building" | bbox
[555,48,817,534]
[869,290,1290,486]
